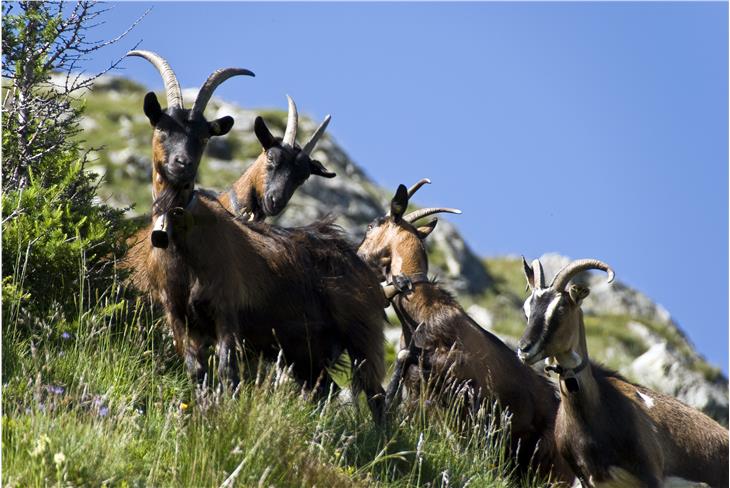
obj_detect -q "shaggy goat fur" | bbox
[144,192,386,421]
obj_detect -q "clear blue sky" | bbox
[85,2,727,373]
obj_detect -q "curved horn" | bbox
[127,50,183,109]
[532,259,546,289]
[191,67,255,117]
[404,207,461,223]
[550,258,615,291]
[407,178,431,198]
[302,114,331,155]
[282,95,298,147]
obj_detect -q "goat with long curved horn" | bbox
[192,67,255,118]
[125,50,253,247]
[127,50,183,109]
[517,256,727,486]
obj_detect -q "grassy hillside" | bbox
[2,283,553,487]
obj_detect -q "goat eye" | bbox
[367,224,373,231]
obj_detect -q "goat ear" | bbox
[390,184,409,220]
[522,256,536,291]
[416,219,437,239]
[254,116,276,150]
[143,92,162,126]
[209,116,234,136]
[568,284,590,305]
[309,159,336,178]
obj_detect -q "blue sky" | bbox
[85,2,727,372]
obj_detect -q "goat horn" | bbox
[407,178,431,198]
[550,258,615,291]
[191,67,255,118]
[302,114,331,156]
[127,50,183,109]
[282,95,298,147]
[532,259,546,289]
[404,207,461,223]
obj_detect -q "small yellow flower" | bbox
[180,402,189,411]
[53,452,66,465]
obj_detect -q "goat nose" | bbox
[173,155,186,167]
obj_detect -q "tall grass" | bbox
[3,265,558,487]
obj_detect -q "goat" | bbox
[123,49,252,294]
[518,258,729,488]
[160,192,387,423]
[217,95,336,222]
[357,181,574,484]
[124,52,386,423]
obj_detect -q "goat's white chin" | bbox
[517,340,545,364]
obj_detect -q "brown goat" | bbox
[518,258,728,488]
[357,182,574,484]
[122,49,252,295]
[124,52,386,422]
[158,192,387,422]
[217,95,335,222]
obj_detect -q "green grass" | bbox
[3,282,559,487]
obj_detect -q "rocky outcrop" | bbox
[627,322,728,425]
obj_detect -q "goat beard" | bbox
[152,185,189,216]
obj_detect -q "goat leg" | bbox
[365,385,386,427]
[215,315,241,392]
[385,349,408,414]
[165,303,209,384]
[183,334,210,386]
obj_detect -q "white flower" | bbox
[53,452,66,465]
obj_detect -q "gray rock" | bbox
[626,323,728,425]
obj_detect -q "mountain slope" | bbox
[83,75,727,424]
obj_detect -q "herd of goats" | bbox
[121,51,728,487]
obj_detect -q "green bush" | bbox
[2,151,133,328]
[2,2,137,331]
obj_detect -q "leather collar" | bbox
[545,355,588,394]
[386,272,430,299]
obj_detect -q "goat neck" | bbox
[220,156,267,222]
[381,235,430,302]
[548,311,600,410]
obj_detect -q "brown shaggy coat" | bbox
[141,192,387,419]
